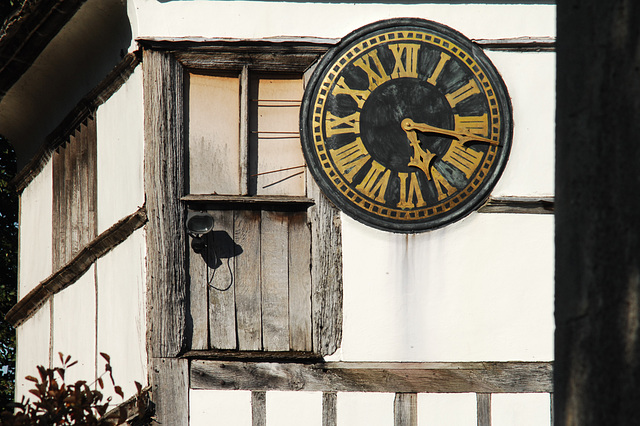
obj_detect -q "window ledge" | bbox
[181,194,315,210]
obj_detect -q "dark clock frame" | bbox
[300,18,513,233]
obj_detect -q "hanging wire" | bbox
[206,234,234,292]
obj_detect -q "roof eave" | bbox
[0,0,87,102]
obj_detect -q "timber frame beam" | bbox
[191,360,553,394]
[5,207,148,327]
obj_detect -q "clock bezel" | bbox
[300,18,513,233]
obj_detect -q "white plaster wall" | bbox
[417,393,477,426]
[335,212,554,362]
[492,393,551,426]
[51,266,96,384]
[336,392,395,426]
[190,390,252,426]
[129,1,554,41]
[489,51,555,198]
[266,391,323,426]
[18,160,52,298]
[96,67,145,234]
[15,301,51,403]
[96,228,147,401]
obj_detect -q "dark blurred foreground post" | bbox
[556,1,640,425]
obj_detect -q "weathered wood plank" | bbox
[181,349,322,361]
[6,208,148,327]
[189,226,209,351]
[234,209,262,351]
[288,212,312,351]
[478,196,554,214]
[143,49,187,358]
[261,211,290,351]
[322,392,337,426]
[190,361,553,394]
[477,393,491,426]
[173,51,326,73]
[208,210,237,350]
[63,136,74,264]
[251,391,266,426]
[151,358,188,426]
[85,116,98,244]
[69,132,81,257]
[394,393,417,426]
[182,194,314,208]
[308,179,343,355]
[240,65,250,195]
[52,148,64,270]
[474,36,556,51]
[78,123,90,251]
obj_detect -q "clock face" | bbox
[300,19,513,232]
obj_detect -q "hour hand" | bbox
[401,118,498,146]
[402,122,436,180]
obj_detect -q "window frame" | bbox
[140,40,343,358]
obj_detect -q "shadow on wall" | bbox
[1,0,132,169]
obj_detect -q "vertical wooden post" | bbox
[151,358,189,426]
[322,392,337,426]
[143,48,187,358]
[309,180,343,356]
[477,393,491,426]
[252,391,266,426]
[394,393,417,426]
[144,48,188,425]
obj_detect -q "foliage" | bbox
[0,136,17,411]
[0,353,151,425]
[0,0,24,26]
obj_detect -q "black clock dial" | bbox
[300,18,513,232]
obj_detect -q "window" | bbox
[177,43,340,355]
[187,71,306,197]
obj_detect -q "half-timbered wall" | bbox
[128,1,555,425]
[12,59,147,405]
[8,1,555,425]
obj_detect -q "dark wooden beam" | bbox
[474,37,556,51]
[191,360,553,394]
[479,196,554,214]
[5,207,147,327]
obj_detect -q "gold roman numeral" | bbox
[389,43,420,79]
[426,52,451,86]
[356,160,391,203]
[325,111,360,137]
[431,166,457,201]
[454,114,489,137]
[397,172,426,209]
[353,50,391,91]
[332,77,371,109]
[441,141,483,179]
[445,79,481,107]
[330,138,371,183]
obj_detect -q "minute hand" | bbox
[401,118,498,146]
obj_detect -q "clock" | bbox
[300,18,513,232]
